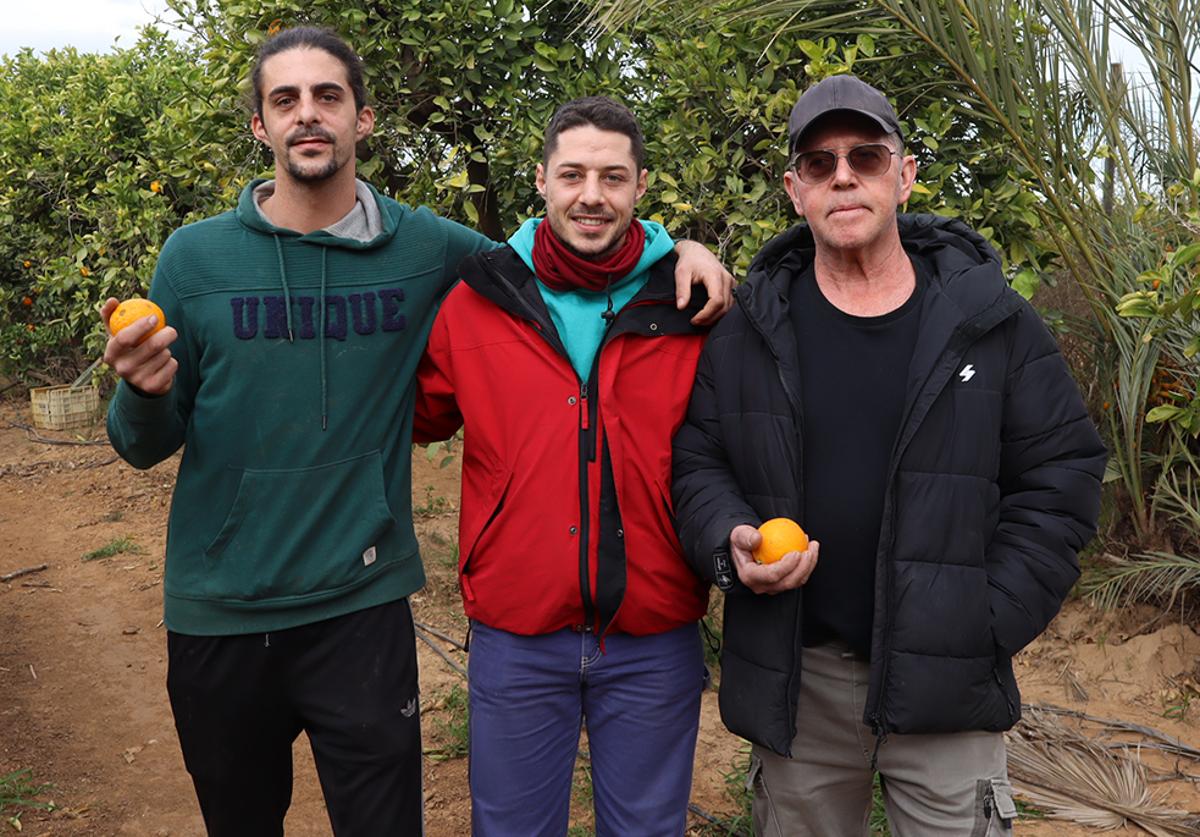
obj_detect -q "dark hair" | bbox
[250,27,367,117]
[543,96,645,170]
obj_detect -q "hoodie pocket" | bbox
[202,451,396,600]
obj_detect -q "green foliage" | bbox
[871,773,890,835]
[0,0,1061,379]
[0,29,250,381]
[168,0,637,241]
[426,683,470,760]
[690,746,754,835]
[1116,181,1200,439]
[1017,798,1046,819]
[81,536,142,562]
[635,11,1049,276]
[413,484,452,518]
[0,768,54,831]
[1085,546,1200,612]
[589,0,1200,605]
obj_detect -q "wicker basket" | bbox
[30,383,101,431]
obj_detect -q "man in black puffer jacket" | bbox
[672,75,1106,837]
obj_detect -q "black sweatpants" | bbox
[166,599,422,836]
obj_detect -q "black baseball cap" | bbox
[788,75,902,152]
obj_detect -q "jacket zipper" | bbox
[576,300,666,631]
[577,378,596,630]
[576,299,659,631]
[868,485,899,768]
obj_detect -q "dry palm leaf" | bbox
[1026,702,1200,762]
[1006,708,1200,836]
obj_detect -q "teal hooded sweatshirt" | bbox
[508,218,676,379]
[107,179,494,635]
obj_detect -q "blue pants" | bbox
[467,622,706,836]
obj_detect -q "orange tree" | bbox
[2,0,1050,382]
[0,30,250,382]
[174,0,1046,272]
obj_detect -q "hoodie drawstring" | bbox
[273,234,295,342]
[274,235,328,431]
[319,247,328,431]
[601,277,616,323]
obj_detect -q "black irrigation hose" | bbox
[414,625,468,679]
[413,619,468,651]
[6,420,109,446]
[688,801,748,834]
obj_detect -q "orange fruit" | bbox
[753,517,809,564]
[110,298,166,342]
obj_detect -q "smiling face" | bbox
[783,113,916,257]
[250,47,374,186]
[535,125,648,260]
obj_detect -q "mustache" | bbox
[569,212,615,221]
[287,128,336,146]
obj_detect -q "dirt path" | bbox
[2,395,1198,835]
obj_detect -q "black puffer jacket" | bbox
[672,214,1106,756]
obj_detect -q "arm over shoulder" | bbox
[413,296,464,445]
[438,216,499,287]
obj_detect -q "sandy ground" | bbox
[1,395,1198,835]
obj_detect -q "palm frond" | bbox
[580,0,1200,563]
[1083,550,1200,610]
[1154,443,1200,533]
[1006,707,1200,836]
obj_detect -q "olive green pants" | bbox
[750,643,1016,837]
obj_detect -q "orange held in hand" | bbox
[753,518,809,564]
[109,298,166,342]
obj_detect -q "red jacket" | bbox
[414,246,710,636]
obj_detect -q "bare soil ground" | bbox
[2,394,1198,836]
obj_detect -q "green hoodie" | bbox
[108,179,494,635]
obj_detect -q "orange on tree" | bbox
[753,517,809,564]
[109,298,166,342]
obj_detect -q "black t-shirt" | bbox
[790,257,925,659]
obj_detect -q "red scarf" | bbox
[532,218,645,292]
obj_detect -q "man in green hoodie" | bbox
[101,26,731,837]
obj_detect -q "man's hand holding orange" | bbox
[729,519,819,595]
[101,296,179,396]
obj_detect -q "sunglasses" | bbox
[791,143,898,184]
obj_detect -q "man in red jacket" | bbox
[415,96,726,836]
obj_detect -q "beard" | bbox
[282,128,342,182]
[285,153,341,182]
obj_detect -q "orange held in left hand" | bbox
[108,298,166,343]
[752,518,810,565]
